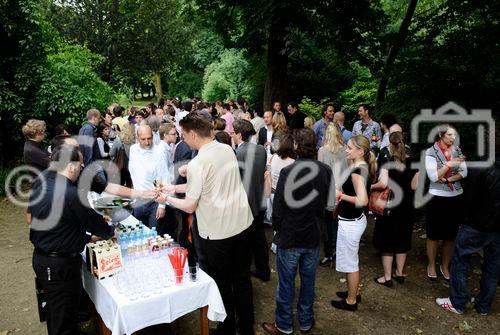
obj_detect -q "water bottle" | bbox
[120,236,128,260]
[151,227,157,238]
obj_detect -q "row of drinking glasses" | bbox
[111,247,184,301]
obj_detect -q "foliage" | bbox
[33,44,115,127]
[298,97,332,121]
[192,29,225,69]
[1,0,49,164]
[380,0,500,128]
[202,49,253,101]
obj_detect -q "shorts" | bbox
[335,214,367,273]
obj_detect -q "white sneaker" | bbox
[436,297,463,314]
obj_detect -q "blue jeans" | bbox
[132,200,165,230]
[323,210,338,258]
[275,247,320,333]
[449,225,500,313]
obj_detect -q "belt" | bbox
[338,213,365,222]
[35,248,80,258]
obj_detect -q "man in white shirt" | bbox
[157,113,254,335]
[158,123,177,178]
[129,125,175,235]
[174,101,191,135]
[250,109,265,134]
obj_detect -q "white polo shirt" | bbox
[186,140,253,240]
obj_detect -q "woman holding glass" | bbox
[331,135,376,311]
[425,124,467,281]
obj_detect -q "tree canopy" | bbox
[1,0,498,164]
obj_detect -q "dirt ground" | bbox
[0,199,499,335]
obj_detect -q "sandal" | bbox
[392,272,406,284]
[427,266,438,282]
[374,277,393,288]
[439,266,450,281]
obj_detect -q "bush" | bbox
[299,97,333,121]
[202,49,254,101]
[32,44,115,128]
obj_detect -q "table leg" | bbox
[199,306,209,335]
[97,313,112,335]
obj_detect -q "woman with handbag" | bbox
[318,124,348,267]
[331,135,376,311]
[371,131,418,287]
[424,124,467,281]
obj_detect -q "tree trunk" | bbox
[153,71,163,99]
[375,0,419,110]
[263,4,289,111]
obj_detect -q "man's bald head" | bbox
[333,111,345,125]
[137,125,153,149]
[389,123,403,134]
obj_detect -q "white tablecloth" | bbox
[82,214,226,334]
[82,263,226,335]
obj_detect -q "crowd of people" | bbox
[22,97,500,335]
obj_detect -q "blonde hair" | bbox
[272,111,288,133]
[349,135,377,183]
[322,123,344,154]
[119,122,136,145]
[241,112,252,121]
[22,119,46,139]
[389,131,407,164]
[304,116,315,129]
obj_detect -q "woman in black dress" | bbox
[371,132,418,286]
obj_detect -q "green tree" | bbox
[198,0,386,110]
[202,49,253,101]
[1,0,48,164]
[33,43,115,127]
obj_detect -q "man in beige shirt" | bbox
[157,112,255,335]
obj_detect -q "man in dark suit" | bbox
[173,136,203,268]
[258,110,274,155]
[234,119,270,282]
[286,102,306,130]
[78,109,101,167]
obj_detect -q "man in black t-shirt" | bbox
[29,145,114,335]
[262,129,333,335]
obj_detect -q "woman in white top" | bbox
[317,124,348,266]
[269,131,296,192]
[265,131,296,248]
[424,124,467,281]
